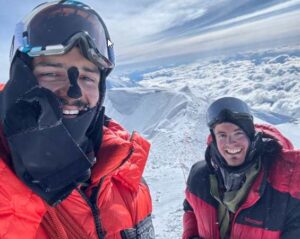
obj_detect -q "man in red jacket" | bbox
[183,97,300,239]
[0,1,154,238]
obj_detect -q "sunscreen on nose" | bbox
[67,67,82,99]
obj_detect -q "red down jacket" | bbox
[183,124,300,239]
[0,119,154,239]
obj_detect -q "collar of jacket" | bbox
[90,119,151,192]
[230,164,266,213]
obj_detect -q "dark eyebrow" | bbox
[82,66,99,74]
[215,128,243,134]
[234,128,244,132]
[35,62,98,73]
[34,62,99,74]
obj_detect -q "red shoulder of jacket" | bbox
[268,148,300,199]
[0,84,5,91]
[257,124,300,199]
[91,119,151,192]
[105,119,131,141]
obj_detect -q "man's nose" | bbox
[67,67,82,99]
[227,135,236,144]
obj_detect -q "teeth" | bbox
[225,148,242,154]
[63,109,79,115]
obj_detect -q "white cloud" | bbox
[117,9,300,65]
[209,0,300,29]
[101,0,209,47]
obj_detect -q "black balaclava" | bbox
[0,52,106,205]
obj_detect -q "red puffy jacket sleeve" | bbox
[183,197,199,239]
[0,160,46,239]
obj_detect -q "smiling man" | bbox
[213,122,250,167]
[183,97,300,239]
[0,1,154,238]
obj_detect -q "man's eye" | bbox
[81,76,96,83]
[235,131,245,136]
[218,134,226,139]
[40,73,58,77]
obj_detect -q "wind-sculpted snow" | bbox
[106,87,195,139]
[105,47,300,238]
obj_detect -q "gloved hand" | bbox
[3,86,95,206]
[3,86,62,136]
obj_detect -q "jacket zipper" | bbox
[77,131,136,238]
[77,177,105,239]
[115,131,135,168]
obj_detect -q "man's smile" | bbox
[63,109,80,116]
[225,147,243,155]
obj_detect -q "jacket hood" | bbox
[254,124,294,150]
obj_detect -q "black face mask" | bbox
[3,86,99,205]
[0,56,103,206]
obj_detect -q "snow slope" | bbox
[105,47,300,238]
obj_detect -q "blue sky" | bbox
[0,0,300,82]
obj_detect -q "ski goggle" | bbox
[206,97,253,128]
[10,0,114,71]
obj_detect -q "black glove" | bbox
[121,215,155,239]
[4,87,95,206]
